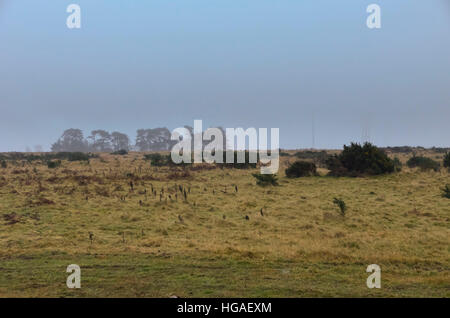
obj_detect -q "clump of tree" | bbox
[51,129,89,152]
[406,156,440,172]
[252,173,278,186]
[443,152,450,169]
[135,128,174,151]
[325,142,395,177]
[51,129,130,153]
[285,161,317,178]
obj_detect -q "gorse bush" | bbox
[333,198,347,216]
[393,157,402,172]
[285,161,317,178]
[144,153,173,167]
[47,160,62,169]
[406,156,440,171]
[111,149,128,155]
[326,142,395,177]
[443,152,450,168]
[252,173,278,186]
[441,184,450,199]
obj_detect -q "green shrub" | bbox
[285,161,317,178]
[1,160,7,168]
[333,198,347,216]
[111,149,128,155]
[326,142,395,176]
[64,152,91,162]
[443,152,450,168]
[47,160,62,169]
[144,153,172,167]
[406,156,440,171]
[252,173,278,186]
[441,184,450,199]
[393,157,402,172]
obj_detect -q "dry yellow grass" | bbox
[0,151,449,297]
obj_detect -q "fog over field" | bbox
[0,1,449,152]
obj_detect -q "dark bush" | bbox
[326,143,395,176]
[1,160,7,168]
[64,152,91,162]
[442,184,450,199]
[47,160,62,169]
[144,153,172,167]
[443,152,450,168]
[111,149,128,155]
[285,161,317,178]
[252,173,278,186]
[333,198,347,216]
[406,156,440,171]
[393,157,402,172]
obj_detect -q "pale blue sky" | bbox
[0,1,449,151]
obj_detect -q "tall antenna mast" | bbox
[362,115,371,144]
[312,112,315,150]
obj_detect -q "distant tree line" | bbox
[51,127,227,152]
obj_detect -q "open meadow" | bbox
[0,150,449,297]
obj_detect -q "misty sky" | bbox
[0,0,449,151]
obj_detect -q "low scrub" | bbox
[443,152,450,168]
[0,152,95,162]
[47,160,62,169]
[111,149,128,155]
[144,153,173,167]
[285,161,317,178]
[406,156,440,171]
[333,198,347,217]
[252,173,278,186]
[441,184,450,199]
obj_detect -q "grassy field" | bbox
[0,151,449,297]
